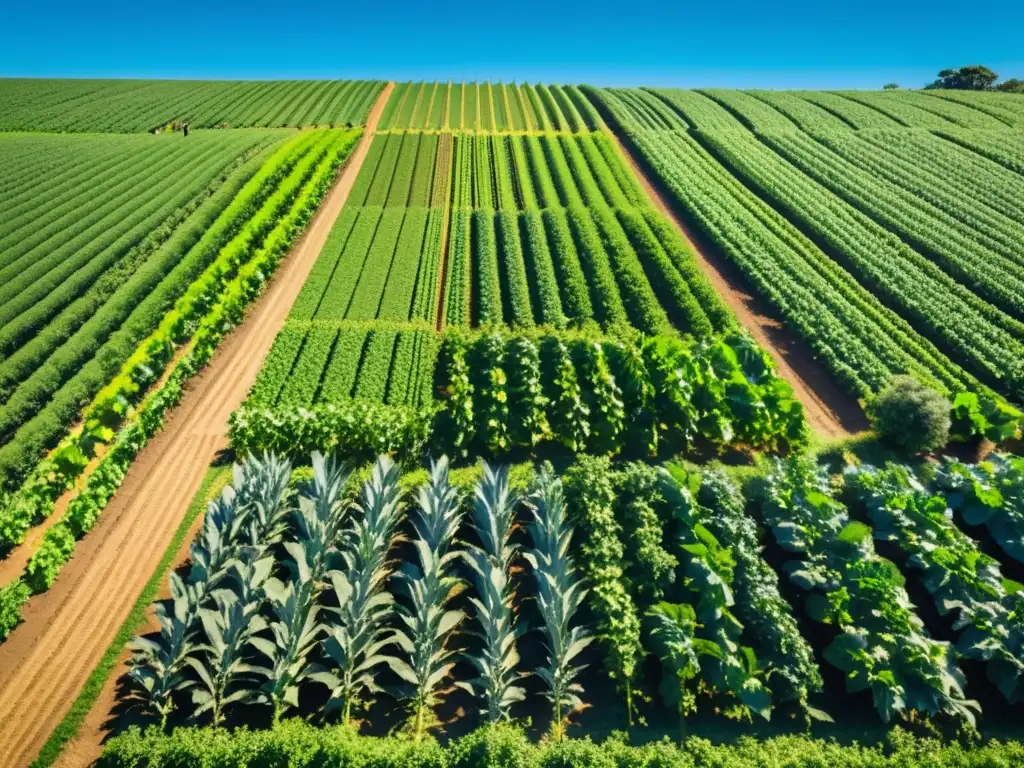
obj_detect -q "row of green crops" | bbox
[0,129,362,558]
[97,720,1024,768]
[0,128,359,642]
[114,451,817,739]
[374,131,727,334]
[246,115,740,455]
[111,446,1024,745]
[0,130,289,494]
[760,451,1024,727]
[584,86,1022,440]
[435,328,807,458]
[378,81,602,133]
[610,87,1024,407]
[0,79,384,133]
[245,321,440,410]
[230,325,807,462]
[359,130,648,213]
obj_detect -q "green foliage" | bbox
[926,65,1000,91]
[0,579,30,641]
[562,456,642,721]
[524,467,592,740]
[0,80,383,132]
[435,328,806,459]
[97,719,1024,767]
[459,463,526,722]
[473,210,503,325]
[868,376,952,455]
[614,464,677,605]
[849,461,1024,705]
[762,457,979,726]
[0,129,360,558]
[541,209,593,324]
[390,457,465,739]
[588,87,1024,435]
[696,469,824,714]
[935,452,1024,565]
[495,211,534,327]
[520,211,566,327]
[656,467,772,722]
[229,400,435,463]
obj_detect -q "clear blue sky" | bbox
[2,0,1022,89]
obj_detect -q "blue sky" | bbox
[2,0,1022,89]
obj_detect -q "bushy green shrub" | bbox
[869,375,952,455]
[0,579,30,640]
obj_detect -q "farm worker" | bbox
[183,122,189,137]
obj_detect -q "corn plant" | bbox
[309,455,404,724]
[297,452,352,535]
[523,466,592,740]
[247,575,321,724]
[183,555,273,727]
[187,488,246,594]
[390,456,466,740]
[285,456,353,590]
[126,572,202,728]
[232,451,293,546]
[458,462,526,722]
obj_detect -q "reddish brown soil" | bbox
[605,129,868,439]
[0,82,394,768]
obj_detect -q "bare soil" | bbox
[0,82,394,768]
[605,128,868,439]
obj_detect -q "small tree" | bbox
[925,65,998,90]
[996,78,1024,93]
[883,82,900,90]
[867,376,951,455]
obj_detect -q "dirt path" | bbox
[0,82,394,768]
[605,129,867,439]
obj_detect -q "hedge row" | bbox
[97,721,1024,768]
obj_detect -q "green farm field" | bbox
[0,78,1023,768]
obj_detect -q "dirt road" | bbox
[0,81,394,768]
[605,129,867,439]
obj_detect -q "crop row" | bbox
[697,126,1024,399]
[287,205,445,326]
[466,205,732,336]
[758,452,1024,725]
[0,132,321,493]
[587,86,1023,136]
[758,129,1024,322]
[935,128,1024,178]
[851,130,1024,223]
[586,88,1023,435]
[352,130,646,213]
[127,445,1024,735]
[0,79,385,132]
[0,135,299,411]
[696,90,1024,319]
[379,81,602,133]
[288,199,728,339]
[285,199,726,343]
[0,129,361,632]
[246,320,439,411]
[435,327,807,458]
